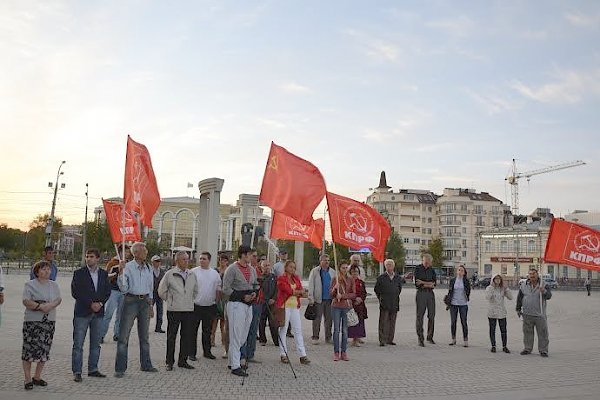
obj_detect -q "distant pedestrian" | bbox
[415,254,437,346]
[447,265,471,347]
[330,261,356,361]
[272,250,288,278]
[584,278,591,296]
[348,265,367,347]
[374,259,403,346]
[276,261,310,365]
[516,269,552,357]
[71,248,111,382]
[0,266,5,328]
[485,274,512,353]
[30,246,58,281]
[22,261,62,390]
[150,255,166,333]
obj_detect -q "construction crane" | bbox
[505,158,586,215]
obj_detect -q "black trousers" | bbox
[166,311,193,366]
[488,317,507,348]
[190,304,217,357]
[258,303,279,345]
[416,290,436,341]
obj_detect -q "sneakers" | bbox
[333,352,340,361]
[340,352,349,361]
[300,356,311,365]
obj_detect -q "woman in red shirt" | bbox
[275,261,310,365]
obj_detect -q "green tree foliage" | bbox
[421,237,445,267]
[385,231,406,272]
[85,220,113,254]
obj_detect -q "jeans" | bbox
[190,304,217,357]
[72,314,103,374]
[100,290,124,340]
[154,297,164,331]
[450,305,469,340]
[115,296,153,373]
[166,311,193,366]
[488,318,507,347]
[241,302,261,360]
[332,307,349,354]
[312,299,333,340]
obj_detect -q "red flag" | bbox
[102,199,141,243]
[544,218,600,272]
[124,135,160,227]
[270,212,325,249]
[259,142,326,225]
[326,191,391,262]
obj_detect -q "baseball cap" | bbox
[151,255,161,262]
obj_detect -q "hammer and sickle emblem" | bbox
[268,155,278,171]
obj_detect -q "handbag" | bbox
[273,306,286,328]
[304,303,317,320]
[347,307,359,327]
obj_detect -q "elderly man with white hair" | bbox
[115,242,157,377]
[374,259,403,346]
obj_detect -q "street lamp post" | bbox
[45,161,66,247]
[81,183,89,265]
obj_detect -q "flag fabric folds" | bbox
[259,142,326,225]
[326,191,391,262]
[124,135,160,227]
[102,199,141,243]
[544,218,600,272]
[270,211,325,249]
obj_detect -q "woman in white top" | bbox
[485,274,513,353]
[446,265,471,347]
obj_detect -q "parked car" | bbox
[518,276,558,289]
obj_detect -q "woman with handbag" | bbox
[446,265,471,347]
[275,261,310,365]
[348,265,368,347]
[21,261,62,390]
[330,261,357,361]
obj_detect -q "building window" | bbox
[528,240,536,252]
[462,251,467,257]
[427,228,432,234]
[547,265,554,277]
[413,238,421,244]
[493,217,499,227]
[500,241,508,252]
[403,237,409,244]
[476,216,484,226]
[474,205,483,214]
[462,227,467,234]
[485,241,491,252]
[428,206,432,212]
[514,264,520,277]
[428,217,432,223]
[562,266,568,278]
[484,264,492,275]
[462,215,467,222]
[501,264,507,275]
[391,196,395,200]
[462,239,467,247]
[576,268,582,278]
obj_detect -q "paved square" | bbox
[0,272,598,400]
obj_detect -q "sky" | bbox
[1,0,599,231]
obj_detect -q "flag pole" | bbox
[121,206,126,262]
[250,200,261,249]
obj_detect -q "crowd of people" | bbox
[3,244,568,391]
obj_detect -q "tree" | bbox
[385,231,406,272]
[27,214,63,257]
[85,220,113,254]
[0,223,24,256]
[421,237,444,267]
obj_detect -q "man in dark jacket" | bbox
[258,260,279,346]
[374,259,403,346]
[151,255,166,333]
[71,248,112,382]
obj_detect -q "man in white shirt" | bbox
[190,251,222,360]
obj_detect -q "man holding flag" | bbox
[516,269,552,357]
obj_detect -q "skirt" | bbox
[22,320,56,362]
[348,319,366,339]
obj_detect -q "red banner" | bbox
[270,212,325,249]
[124,135,160,227]
[259,142,326,225]
[544,218,600,272]
[326,192,391,262]
[102,199,141,243]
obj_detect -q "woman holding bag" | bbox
[348,265,368,347]
[275,261,310,365]
[330,261,356,361]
